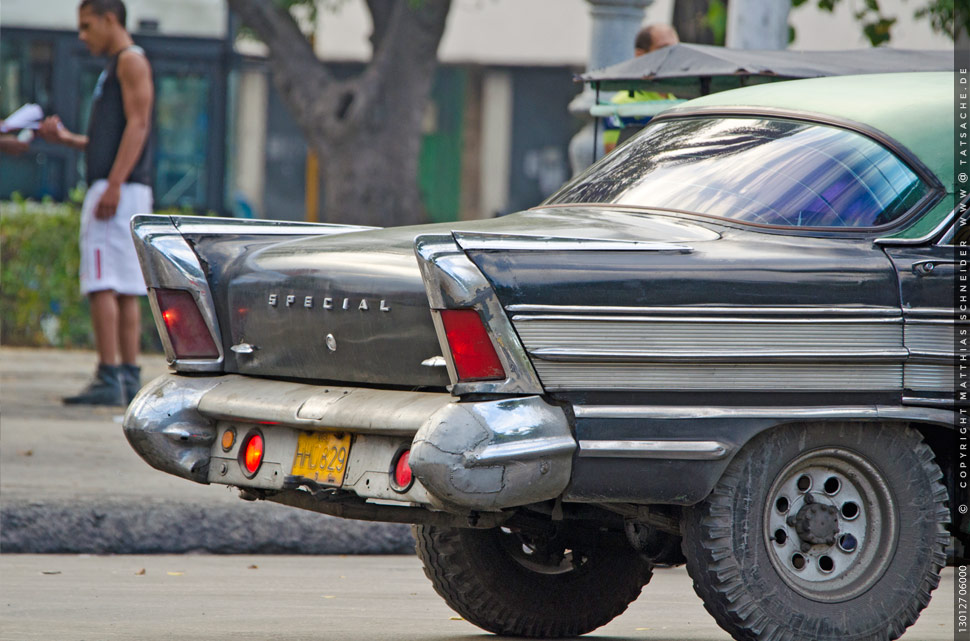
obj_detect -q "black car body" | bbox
[125,72,962,641]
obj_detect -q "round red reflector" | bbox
[392,449,413,491]
[243,433,264,476]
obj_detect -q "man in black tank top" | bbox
[38,0,153,406]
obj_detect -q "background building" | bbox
[0,0,952,221]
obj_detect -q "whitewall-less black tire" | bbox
[682,422,948,641]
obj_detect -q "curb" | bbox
[1,499,415,555]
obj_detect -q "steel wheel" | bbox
[764,448,896,602]
[682,422,948,641]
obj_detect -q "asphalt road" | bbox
[0,556,958,641]
[0,347,412,554]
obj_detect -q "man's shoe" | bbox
[120,363,142,405]
[63,364,124,406]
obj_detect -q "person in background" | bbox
[602,24,680,154]
[38,0,153,406]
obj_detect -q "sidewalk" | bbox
[0,348,412,554]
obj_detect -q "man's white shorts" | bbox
[79,178,152,296]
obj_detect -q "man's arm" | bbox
[36,115,88,150]
[97,49,153,219]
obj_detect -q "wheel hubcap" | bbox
[763,448,897,602]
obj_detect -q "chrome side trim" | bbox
[462,436,577,466]
[132,215,225,372]
[414,234,543,395]
[453,231,692,253]
[578,440,731,460]
[905,318,963,325]
[514,314,901,324]
[170,214,378,236]
[877,210,956,245]
[878,197,964,246]
[508,305,902,317]
[572,404,956,426]
[904,308,960,317]
[534,363,901,391]
[903,396,954,407]
[939,208,968,245]
[904,363,954,391]
[530,348,908,364]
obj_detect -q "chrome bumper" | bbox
[123,374,576,512]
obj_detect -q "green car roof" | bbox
[666,72,954,193]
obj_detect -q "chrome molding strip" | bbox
[507,304,902,317]
[904,308,959,317]
[572,404,955,426]
[453,232,692,253]
[132,215,225,372]
[171,215,378,236]
[905,318,963,325]
[877,198,965,246]
[414,234,544,396]
[578,440,731,460]
[902,396,954,407]
[904,363,954,391]
[463,436,578,466]
[530,348,908,364]
[513,314,901,324]
[906,350,955,361]
[534,363,901,391]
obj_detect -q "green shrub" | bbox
[0,196,161,351]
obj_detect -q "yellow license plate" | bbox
[291,431,352,486]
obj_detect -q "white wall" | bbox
[0,0,227,38]
[313,0,675,66]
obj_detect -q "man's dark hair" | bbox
[79,0,127,29]
[634,27,653,53]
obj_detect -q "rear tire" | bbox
[682,422,948,641]
[414,523,652,637]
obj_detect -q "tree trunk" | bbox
[227,0,452,226]
[672,0,718,45]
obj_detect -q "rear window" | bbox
[546,117,929,229]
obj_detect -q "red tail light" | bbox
[440,309,505,382]
[154,288,220,359]
[390,449,413,492]
[240,431,264,477]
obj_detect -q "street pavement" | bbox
[0,347,412,554]
[0,555,957,641]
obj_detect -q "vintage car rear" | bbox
[125,72,961,641]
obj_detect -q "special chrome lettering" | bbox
[265,293,391,313]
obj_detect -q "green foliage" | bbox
[0,198,162,352]
[1,198,91,347]
[791,0,962,44]
[703,0,728,46]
